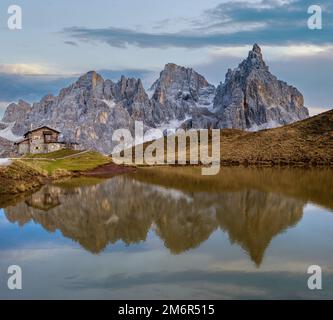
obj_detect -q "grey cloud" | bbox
[0,68,155,106]
[98,68,153,81]
[0,73,76,103]
[63,0,333,49]
[64,41,79,47]
[64,269,333,299]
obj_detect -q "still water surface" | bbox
[0,167,332,299]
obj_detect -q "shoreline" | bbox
[1,160,332,198]
[0,161,136,198]
[82,162,137,177]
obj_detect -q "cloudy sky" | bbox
[0,0,332,117]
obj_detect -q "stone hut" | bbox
[15,126,79,155]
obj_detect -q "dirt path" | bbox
[8,150,91,162]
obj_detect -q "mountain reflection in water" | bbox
[2,167,332,267]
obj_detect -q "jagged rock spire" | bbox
[252,43,262,54]
[242,43,267,71]
[149,63,215,123]
[213,44,309,129]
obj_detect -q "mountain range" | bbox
[0,44,310,155]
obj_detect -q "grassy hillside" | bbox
[0,149,112,196]
[24,149,82,159]
[0,161,47,197]
[217,109,333,165]
[131,110,333,166]
[23,150,111,175]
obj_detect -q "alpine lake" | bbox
[0,166,332,299]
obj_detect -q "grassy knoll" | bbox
[23,150,111,175]
[0,161,47,196]
[23,149,82,159]
[0,149,112,196]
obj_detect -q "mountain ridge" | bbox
[0,44,312,155]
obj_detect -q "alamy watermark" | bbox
[308,5,322,30]
[0,265,23,290]
[0,3,328,297]
[111,122,221,176]
[7,5,22,30]
[3,4,324,31]
[1,264,324,292]
[307,265,322,290]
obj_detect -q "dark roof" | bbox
[24,126,60,137]
[14,138,29,145]
[45,141,66,144]
[58,141,80,145]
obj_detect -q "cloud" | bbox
[0,73,76,103]
[64,268,333,299]
[64,41,78,47]
[63,0,333,49]
[0,68,155,107]
[0,64,53,75]
[98,69,156,88]
[210,44,332,60]
[98,69,153,81]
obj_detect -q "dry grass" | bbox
[23,150,111,175]
[0,161,46,196]
[130,109,333,166]
[0,150,112,196]
[217,109,333,165]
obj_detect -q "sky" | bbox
[0,0,332,117]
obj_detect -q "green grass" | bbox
[23,149,82,159]
[23,150,111,175]
[0,150,111,196]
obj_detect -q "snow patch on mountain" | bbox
[0,123,22,142]
[101,99,116,109]
[248,120,282,132]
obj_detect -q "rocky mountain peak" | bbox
[252,43,262,55]
[213,44,309,130]
[2,100,31,124]
[74,71,104,91]
[149,63,216,123]
[241,43,268,72]
[152,63,211,90]
[117,76,146,99]
[0,99,32,137]
[69,70,106,101]
[111,76,154,125]
[164,63,179,71]
[0,46,311,155]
